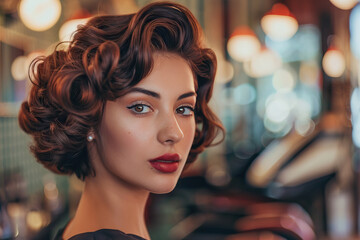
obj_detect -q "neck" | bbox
[63,175,150,239]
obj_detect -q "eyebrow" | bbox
[127,87,197,101]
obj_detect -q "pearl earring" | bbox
[87,134,94,142]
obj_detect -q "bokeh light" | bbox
[272,68,296,92]
[233,83,257,105]
[11,56,28,81]
[261,3,298,41]
[299,60,320,85]
[244,48,282,78]
[59,18,89,42]
[216,60,234,84]
[295,118,315,136]
[265,25,320,62]
[330,0,358,10]
[26,211,44,231]
[19,0,62,31]
[322,49,346,77]
[265,97,291,123]
[227,27,261,62]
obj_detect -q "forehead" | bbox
[134,53,195,91]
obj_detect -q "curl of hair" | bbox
[18,2,224,179]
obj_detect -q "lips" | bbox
[149,153,181,173]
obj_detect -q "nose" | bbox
[157,114,184,144]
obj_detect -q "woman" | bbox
[18,2,224,239]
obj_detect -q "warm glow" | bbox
[322,49,346,77]
[244,48,282,78]
[272,68,296,92]
[246,130,305,187]
[275,137,341,187]
[227,27,261,62]
[261,3,298,41]
[44,182,59,200]
[330,0,358,10]
[19,0,61,31]
[59,18,89,42]
[26,211,44,231]
[11,56,28,81]
[216,60,234,83]
[299,61,320,85]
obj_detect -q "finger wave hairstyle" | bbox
[18,2,224,180]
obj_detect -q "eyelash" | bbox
[127,103,195,116]
[127,103,152,114]
[176,105,195,116]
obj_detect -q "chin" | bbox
[149,182,178,194]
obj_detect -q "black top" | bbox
[54,228,147,240]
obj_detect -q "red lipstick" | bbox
[149,153,181,173]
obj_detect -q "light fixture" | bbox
[261,3,298,41]
[330,0,358,10]
[19,0,61,31]
[227,26,261,62]
[322,48,346,77]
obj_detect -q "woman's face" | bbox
[92,53,196,194]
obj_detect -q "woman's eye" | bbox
[127,104,152,114]
[176,106,194,116]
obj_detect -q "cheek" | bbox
[122,126,153,147]
[181,120,196,147]
[100,117,154,155]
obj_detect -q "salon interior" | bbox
[1,0,360,239]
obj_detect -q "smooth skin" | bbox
[63,53,197,240]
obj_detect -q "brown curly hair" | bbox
[18,2,224,180]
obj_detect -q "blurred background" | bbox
[0,0,359,239]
